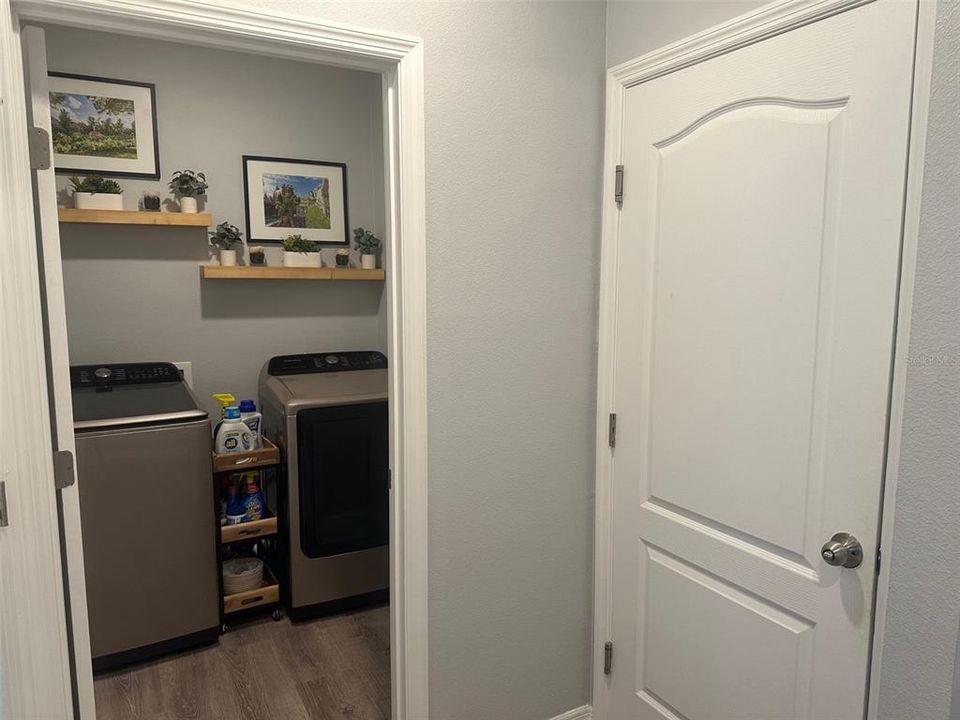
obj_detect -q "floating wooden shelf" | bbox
[223,564,279,615]
[58,208,212,227]
[200,265,385,281]
[221,516,278,545]
[212,437,280,473]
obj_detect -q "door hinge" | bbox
[614,165,624,208]
[0,482,8,527]
[388,468,393,490]
[28,126,51,170]
[875,546,882,574]
[608,413,617,448]
[603,641,613,675]
[53,449,75,490]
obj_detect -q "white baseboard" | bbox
[547,705,592,720]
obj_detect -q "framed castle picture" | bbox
[242,156,349,245]
[48,72,160,179]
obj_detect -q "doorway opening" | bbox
[3,3,427,719]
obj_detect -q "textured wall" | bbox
[219,2,605,718]
[606,0,766,66]
[43,25,386,418]
[875,2,960,719]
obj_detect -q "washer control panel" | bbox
[268,351,387,376]
[71,362,181,387]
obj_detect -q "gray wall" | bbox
[606,0,766,66]
[222,2,605,718]
[606,2,960,719]
[45,25,386,418]
[876,2,960,720]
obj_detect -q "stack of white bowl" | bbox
[222,557,264,594]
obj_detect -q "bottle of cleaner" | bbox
[224,477,246,525]
[212,393,236,436]
[240,471,266,521]
[238,400,262,449]
[215,406,253,454]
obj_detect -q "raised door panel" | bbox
[637,545,814,720]
[646,101,846,562]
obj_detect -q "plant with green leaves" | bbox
[282,234,320,253]
[352,227,381,254]
[169,170,208,197]
[208,222,242,250]
[69,175,122,194]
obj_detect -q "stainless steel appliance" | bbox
[259,351,388,620]
[71,362,219,671]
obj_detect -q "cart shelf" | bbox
[212,437,280,473]
[220,515,278,544]
[222,563,280,615]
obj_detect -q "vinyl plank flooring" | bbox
[94,606,390,720]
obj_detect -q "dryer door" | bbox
[296,401,388,558]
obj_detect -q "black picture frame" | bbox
[48,71,160,179]
[242,155,350,246]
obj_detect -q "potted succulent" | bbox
[209,221,242,266]
[249,245,266,266]
[69,175,123,211]
[142,192,161,211]
[335,248,350,267]
[353,227,381,269]
[169,170,208,213]
[282,234,322,267]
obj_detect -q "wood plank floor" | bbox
[94,606,390,720]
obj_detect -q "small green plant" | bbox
[282,234,320,253]
[168,170,208,197]
[69,175,122,194]
[352,227,381,254]
[208,221,242,250]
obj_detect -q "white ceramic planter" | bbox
[361,254,377,270]
[283,251,322,268]
[179,196,198,213]
[220,249,238,267]
[74,192,123,211]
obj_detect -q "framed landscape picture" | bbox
[243,156,349,245]
[48,72,160,179]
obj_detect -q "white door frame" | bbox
[0,1,429,718]
[591,1,937,718]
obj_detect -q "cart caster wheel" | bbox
[271,608,283,621]
[221,623,229,634]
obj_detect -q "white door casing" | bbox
[21,24,97,719]
[0,7,75,719]
[597,1,918,719]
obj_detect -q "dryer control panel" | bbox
[267,351,387,376]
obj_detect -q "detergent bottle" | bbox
[215,406,253,453]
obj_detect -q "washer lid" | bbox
[71,363,206,431]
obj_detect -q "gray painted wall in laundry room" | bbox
[42,23,387,419]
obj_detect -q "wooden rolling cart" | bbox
[212,438,284,631]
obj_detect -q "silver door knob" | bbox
[821,532,863,568]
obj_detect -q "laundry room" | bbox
[25,20,393,719]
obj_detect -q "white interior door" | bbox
[20,24,96,719]
[605,2,917,718]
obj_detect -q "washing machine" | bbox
[71,362,219,671]
[259,351,389,619]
